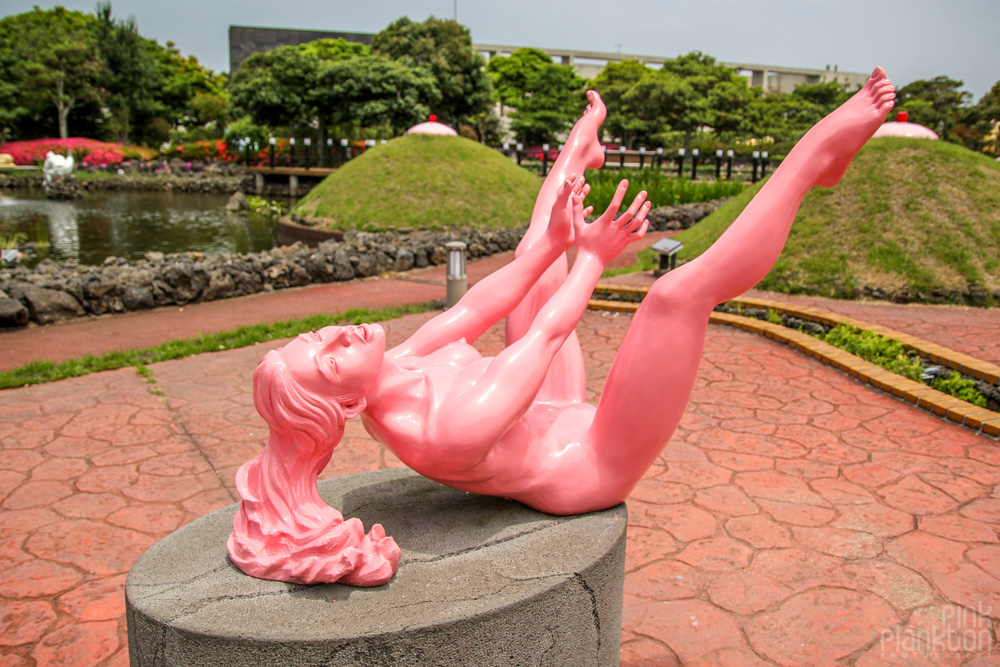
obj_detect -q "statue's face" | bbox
[279,324,385,399]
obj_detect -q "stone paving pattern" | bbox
[3,254,1000,665]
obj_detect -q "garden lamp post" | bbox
[326,138,333,167]
[638,146,646,169]
[752,150,760,183]
[503,142,509,158]
[676,148,685,177]
[445,241,467,308]
[726,149,734,180]
[690,148,699,180]
[715,149,724,180]
[289,138,296,167]
[619,145,626,169]
[268,137,276,168]
[243,137,251,167]
[303,138,311,170]
[516,142,523,166]
[541,143,550,177]
[340,138,349,163]
[656,147,664,171]
[761,151,770,179]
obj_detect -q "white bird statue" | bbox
[43,151,74,184]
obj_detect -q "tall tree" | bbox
[509,64,585,145]
[95,3,154,144]
[0,48,29,145]
[590,51,756,149]
[965,79,1000,155]
[896,76,972,142]
[230,39,369,144]
[486,48,584,145]
[373,17,491,128]
[487,47,553,108]
[590,60,657,148]
[320,56,440,136]
[0,6,102,139]
[656,51,756,142]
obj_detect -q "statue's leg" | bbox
[587,68,896,489]
[505,91,608,403]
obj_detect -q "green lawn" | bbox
[674,138,1000,303]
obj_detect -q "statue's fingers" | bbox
[624,201,651,235]
[606,180,629,215]
[629,203,652,235]
[618,190,648,226]
[631,219,650,240]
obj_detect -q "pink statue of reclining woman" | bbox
[229,68,896,586]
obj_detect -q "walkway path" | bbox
[2,253,999,665]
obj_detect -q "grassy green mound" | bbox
[676,138,1000,303]
[294,135,541,231]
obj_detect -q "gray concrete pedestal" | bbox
[126,468,627,666]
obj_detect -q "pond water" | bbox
[0,190,279,267]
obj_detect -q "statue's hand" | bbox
[575,180,650,265]
[546,174,590,250]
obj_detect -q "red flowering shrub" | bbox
[169,140,239,162]
[1,138,155,166]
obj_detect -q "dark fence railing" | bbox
[242,137,780,184]
[499,144,779,183]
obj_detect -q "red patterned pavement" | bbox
[2,264,1000,664]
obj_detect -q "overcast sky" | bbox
[4,0,998,100]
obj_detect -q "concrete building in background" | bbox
[228,25,869,94]
[228,26,373,72]
[475,44,869,94]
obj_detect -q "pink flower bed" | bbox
[1,138,155,166]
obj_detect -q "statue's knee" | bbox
[648,273,713,315]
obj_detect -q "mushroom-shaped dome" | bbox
[872,111,939,139]
[406,114,457,136]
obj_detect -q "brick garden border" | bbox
[588,284,1000,440]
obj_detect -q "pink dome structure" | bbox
[406,114,457,136]
[872,111,939,139]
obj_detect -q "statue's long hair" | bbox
[228,347,396,585]
[240,350,365,511]
[253,349,348,453]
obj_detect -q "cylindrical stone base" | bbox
[126,468,627,667]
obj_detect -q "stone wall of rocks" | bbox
[0,171,248,195]
[0,228,525,327]
[644,199,726,232]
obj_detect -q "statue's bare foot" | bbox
[798,67,895,188]
[561,90,608,172]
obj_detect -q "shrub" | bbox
[245,196,287,217]
[933,372,988,407]
[223,116,271,152]
[583,168,745,212]
[1,138,155,166]
[168,140,238,162]
[821,324,923,381]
